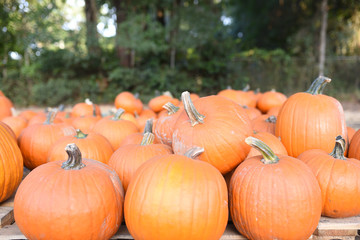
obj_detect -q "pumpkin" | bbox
[0,122,23,203]
[172,91,253,174]
[247,131,287,158]
[114,91,143,115]
[230,137,321,240]
[119,119,158,147]
[256,89,287,113]
[348,129,360,159]
[0,91,13,120]
[2,116,28,138]
[154,102,182,146]
[0,122,16,139]
[72,112,101,134]
[266,105,282,117]
[18,110,38,121]
[242,106,262,120]
[108,129,172,192]
[252,115,277,135]
[92,109,138,150]
[275,76,348,157]
[18,111,76,169]
[124,147,228,240]
[28,112,63,125]
[298,136,360,217]
[148,92,180,113]
[347,126,356,143]
[217,85,256,108]
[71,98,101,118]
[14,143,124,240]
[47,129,113,164]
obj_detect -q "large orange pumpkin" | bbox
[256,90,287,113]
[92,109,138,150]
[108,131,172,192]
[14,143,124,240]
[298,136,360,218]
[0,123,23,203]
[230,137,321,240]
[71,98,101,118]
[18,111,76,169]
[125,148,228,240]
[172,92,252,174]
[47,129,113,164]
[275,76,347,157]
[114,91,143,115]
[348,129,360,159]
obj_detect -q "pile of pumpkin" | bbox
[0,76,360,240]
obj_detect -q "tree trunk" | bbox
[113,0,130,67]
[318,0,328,76]
[84,0,100,57]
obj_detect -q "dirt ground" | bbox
[16,100,360,130]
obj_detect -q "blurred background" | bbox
[1,0,360,107]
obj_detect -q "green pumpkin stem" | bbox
[163,91,173,98]
[62,143,85,170]
[184,147,204,159]
[265,115,277,123]
[181,91,205,127]
[75,129,88,139]
[245,136,279,164]
[329,135,346,160]
[141,132,155,146]
[243,84,250,92]
[44,109,58,125]
[112,108,125,120]
[163,102,180,115]
[305,76,331,95]
[143,119,154,134]
[92,104,97,117]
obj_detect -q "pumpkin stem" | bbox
[134,92,139,99]
[226,85,232,90]
[265,115,277,123]
[254,88,260,94]
[181,91,205,127]
[141,132,155,146]
[92,104,97,117]
[44,109,58,125]
[243,84,250,92]
[245,136,279,164]
[305,76,331,95]
[85,98,93,105]
[329,135,346,160]
[163,102,180,115]
[143,119,154,134]
[62,143,85,170]
[134,111,139,118]
[75,129,88,139]
[58,104,65,112]
[184,147,204,159]
[112,108,125,121]
[163,91,173,98]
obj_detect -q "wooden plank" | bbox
[0,223,24,239]
[111,225,133,239]
[0,194,15,207]
[0,207,14,228]
[220,224,247,240]
[317,215,360,230]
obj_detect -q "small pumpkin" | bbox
[298,136,360,218]
[72,106,101,134]
[252,114,277,135]
[266,105,282,117]
[18,110,38,122]
[242,106,262,120]
[0,122,23,203]
[275,76,348,157]
[2,115,28,138]
[348,129,360,159]
[247,131,287,158]
[92,109,138,150]
[47,129,114,164]
[114,91,143,115]
[256,89,287,113]
[0,91,13,120]
[148,92,180,113]
[347,126,356,143]
[125,147,228,240]
[230,137,321,240]
[119,119,158,147]
[14,143,124,240]
[71,98,101,118]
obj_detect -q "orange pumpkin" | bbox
[47,129,113,164]
[1,116,28,138]
[71,99,101,118]
[252,114,277,135]
[154,102,182,146]
[18,111,76,169]
[18,110,38,121]
[230,137,321,240]
[348,129,360,159]
[92,109,138,150]
[119,119,158,147]
[14,143,124,240]
[242,106,262,120]
[114,91,143,115]
[275,76,348,157]
[0,91,13,120]
[148,92,180,113]
[72,112,101,134]
[172,92,252,174]
[256,90,287,113]
[298,136,360,217]
[247,131,287,158]
[28,112,63,125]
[0,122,23,202]
[125,148,228,240]
[217,86,256,107]
[108,130,172,192]
[0,122,16,139]
[347,126,356,143]
[266,105,282,117]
